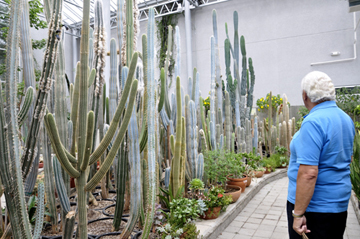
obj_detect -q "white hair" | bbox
[301,71,335,103]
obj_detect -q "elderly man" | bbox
[287,71,355,239]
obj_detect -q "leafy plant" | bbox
[256,93,290,112]
[156,221,201,239]
[275,145,287,155]
[295,106,309,130]
[189,178,204,191]
[167,198,201,228]
[204,150,245,186]
[336,87,360,119]
[350,130,360,201]
[158,185,184,209]
[203,186,232,211]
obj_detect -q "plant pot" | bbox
[265,167,272,174]
[38,162,43,168]
[226,174,247,192]
[277,165,288,169]
[254,171,264,178]
[246,177,252,187]
[200,206,221,220]
[226,180,246,193]
[225,185,242,203]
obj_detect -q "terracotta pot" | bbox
[225,185,242,203]
[226,180,246,193]
[200,206,221,220]
[254,171,265,178]
[265,167,272,174]
[226,174,247,182]
[246,177,252,187]
[38,162,43,168]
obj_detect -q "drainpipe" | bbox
[185,0,193,79]
[311,12,357,66]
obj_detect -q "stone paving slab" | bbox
[218,177,360,239]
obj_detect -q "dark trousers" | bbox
[287,201,347,239]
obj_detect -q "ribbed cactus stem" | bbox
[170,77,183,197]
[268,91,272,154]
[247,58,255,119]
[239,35,247,127]
[188,100,198,179]
[21,0,63,179]
[212,9,222,112]
[225,91,231,150]
[109,38,118,121]
[210,36,217,150]
[142,8,156,238]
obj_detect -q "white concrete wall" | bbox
[130,0,360,106]
[32,0,360,106]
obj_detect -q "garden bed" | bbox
[350,191,360,225]
[195,168,288,239]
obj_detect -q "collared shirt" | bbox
[287,101,355,213]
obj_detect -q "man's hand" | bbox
[293,216,311,235]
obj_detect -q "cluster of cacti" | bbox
[0,0,304,237]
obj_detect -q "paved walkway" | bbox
[218,177,360,239]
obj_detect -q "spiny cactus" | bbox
[247,58,255,119]
[239,35,247,128]
[188,100,198,179]
[109,38,118,121]
[212,9,222,113]
[225,91,232,150]
[142,7,157,239]
[210,35,217,150]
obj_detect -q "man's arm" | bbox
[293,164,318,235]
[294,164,318,215]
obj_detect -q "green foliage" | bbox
[295,106,309,130]
[350,131,360,201]
[336,87,360,119]
[167,198,201,228]
[257,93,289,112]
[262,153,289,170]
[156,15,177,76]
[203,150,245,186]
[189,178,204,191]
[203,186,232,211]
[157,221,201,239]
[32,39,47,50]
[274,145,287,155]
[0,0,47,40]
[158,185,184,210]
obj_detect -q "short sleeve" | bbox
[295,121,324,166]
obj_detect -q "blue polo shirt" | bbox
[287,101,355,213]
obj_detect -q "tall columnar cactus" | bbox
[90,0,106,152]
[120,108,141,238]
[20,0,36,130]
[210,36,217,150]
[109,38,118,121]
[247,58,255,119]
[199,97,211,150]
[225,39,237,112]
[239,35,247,128]
[142,7,157,239]
[268,91,273,154]
[21,0,63,179]
[0,0,60,238]
[253,116,259,153]
[169,77,184,196]
[212,9,222,114]
[225,91,232,150]
[283,94,290,150]
[188,100,198,179]
[117,0,124,81]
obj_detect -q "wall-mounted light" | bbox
[331,51,341,56]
